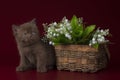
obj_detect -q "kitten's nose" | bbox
[29,35,33,39]
[27,34,32,39]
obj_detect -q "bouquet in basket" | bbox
[43,15,110,49]
[42,15,111,72]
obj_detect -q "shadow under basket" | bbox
[55,44,110,73]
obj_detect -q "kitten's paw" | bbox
[16,66,28,71]
[48,66,54,70]
[37,67,47,72]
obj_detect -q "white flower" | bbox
[92,40,97,44]
[60,31,63,34]
[49,41,52,45]
[49,41,55,45]
[70,31,72,33]
[106,29,109,34]
[89,39,97,46]
[53,22,57,26]
[52,43,55,45]
[89,28,109,46]
[50,32,52,34]
[55,29,58,32]
[100,29,103,33]
[68,36,72,40]
[64,19,68,23]
[53,33,56,36]
[62,17,67,23]
[65,33,72,40]
[101,36,105,40]
[92,38,96,42]
[78,17,83,24]
[47,27,51,32]
[96,29,100,33]
[47,34,52,38]
[66,23,70,27]
[59,24,63,27]
[97,38,104,43]
[97,34,102,38]
[103,29,109,36]
[56,34,59,36]
[97,35,105,43]
[89,43,92,46]
[67,26,72,30]
[93,34,97,38]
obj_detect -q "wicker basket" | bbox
[55,44,110,73]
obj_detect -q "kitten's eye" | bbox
[32,32,36,35]
[24,32,27,35]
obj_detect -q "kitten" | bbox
[12,19,56,72]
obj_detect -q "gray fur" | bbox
[12,19,56,72]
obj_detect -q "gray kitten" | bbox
[12,19,56,72]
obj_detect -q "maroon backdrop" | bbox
[0,0,120,68]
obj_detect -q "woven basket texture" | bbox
[55,44,109,73]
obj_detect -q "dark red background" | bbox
[0,0,120,79]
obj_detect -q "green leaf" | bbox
[92,43,99,49]
[52,34,72,45]
[71,15,84,39]
[71,15,78,28]
[72,24,84,38]
[51,38,60,43]
[82,25,96,39]
[77,24,84,37]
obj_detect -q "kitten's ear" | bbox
[12,25,19,35]
[30,18,36,24]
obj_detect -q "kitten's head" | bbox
[12,19,40,46]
